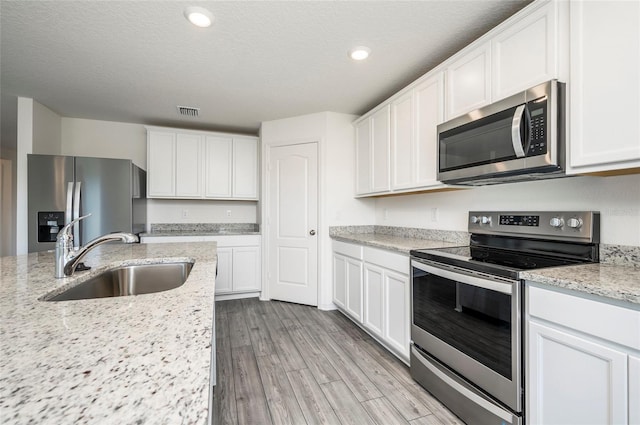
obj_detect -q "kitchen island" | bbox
[0,242,217,424]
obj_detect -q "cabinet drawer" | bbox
[363,247,409,275]
[333,240,363,260]
[527,284,640,350]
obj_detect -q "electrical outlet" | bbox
[383,208,388,220]
[181,209,189,218]
[430,208,438,222]
[226,210,232,217]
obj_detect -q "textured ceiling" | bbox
[1,1,531,136]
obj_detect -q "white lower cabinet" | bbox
[332,241,410,363]
[526,283,640,425]
[140,234,261,297]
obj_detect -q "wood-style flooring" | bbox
[214,297,463,425]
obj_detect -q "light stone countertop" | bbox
[330,233,462,254]
[140,230,260,237]
[521,263,640,306]
[0,242,217,424]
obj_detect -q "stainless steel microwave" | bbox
[437,80,565,185]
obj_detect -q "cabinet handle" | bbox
[309,230,316,236]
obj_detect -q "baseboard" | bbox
[215,291,261,301]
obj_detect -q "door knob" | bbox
[309,230,316,236]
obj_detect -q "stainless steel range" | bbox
[410,211,600,425]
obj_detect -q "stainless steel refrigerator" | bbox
[27,154,147,253]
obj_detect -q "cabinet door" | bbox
[528,321,628,425]
[371,106,391,193]
[204,136,232,198]
[492,1,561,100]
[345,257,363,322]
[233,138,258,199]
[414,73,444,188]
[630,355,640,424]
[215,247,233,294]
[391,92,413,190]
[568,0,640,173]
[363,264,384,338]
[175,133,202,198]
[355,118,372,195]
[332,253,347,310]
[147,131,176,197]
[232,246,261,292]
[446,42,491,119]
[384,270,409,359]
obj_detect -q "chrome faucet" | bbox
[55,214,139,278]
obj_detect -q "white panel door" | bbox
[391,92,413,190]
[332,253,347,310]
[446,42,491,119]
[384,270,409,358]
[528,321,628,425]
[147,131,176,197]
[363,263,384,338]
[268,143,318,306]
[414,73,444,187]
[232,246,261,292]
[204,136,232,198]
[233,137,258,199]
[355,119,372,195]
[492,1,558,100]
[371,106,391,193]
[175,133,202,198]
[345,257,363,322]
[568,0,640,173]
[214,247,233,294]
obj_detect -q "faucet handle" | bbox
[57,213,92,242]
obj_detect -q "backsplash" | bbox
[600,244,640,267]
[149,223,259,233]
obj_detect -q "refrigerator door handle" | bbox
[73,181,82,248]
[65,182,74,225]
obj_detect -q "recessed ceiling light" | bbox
[184,6,214,28]
[349,46,371,61]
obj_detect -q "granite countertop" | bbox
[521,263,640,306]
[141,230,260,237]
[331,233,461,254]
[142,223,260,237]
[0,242,217,424]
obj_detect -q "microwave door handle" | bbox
[511,104,527,158]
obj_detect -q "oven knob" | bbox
[567,218,583,229]
[550,217,564,228]
[481,216,492,225]
[470,216,480,224]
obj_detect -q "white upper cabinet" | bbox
[204,136,232,198]
[414,73,445,188]
[371,106,391,193]
[567,0,640,174]
[445,41,491,120]
[175,133,203,198]
[391,92,413,190]
[147,130,176,197]
[355,119,372,195]
[147,127,259,200]
[492,1,564,101]
[233,137,259,199]
[355,106,390,196]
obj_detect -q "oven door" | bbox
[410,258,522,412]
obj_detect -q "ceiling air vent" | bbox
[177,105,200,117]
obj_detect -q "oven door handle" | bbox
[412,260,513,295]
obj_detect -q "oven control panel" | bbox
[469,211,600,243]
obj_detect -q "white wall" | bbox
[61,118,146,169]
[261,111,376,310]
[375,174,640,246]
[148,199,257,224]
[15,97,34,254]
[32,101,61,155]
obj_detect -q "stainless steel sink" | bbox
[47,262,194,301]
